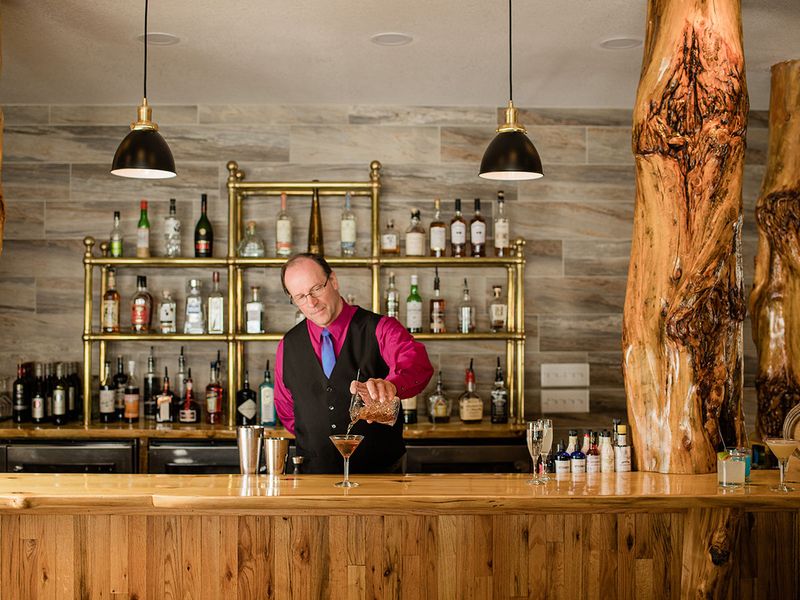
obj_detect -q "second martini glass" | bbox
[765,438,799,493]
[330,434,364,488]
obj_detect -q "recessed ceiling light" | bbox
[598,36,642,50]
[136,32,181,46]
[371,32,413,47]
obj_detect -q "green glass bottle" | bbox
[194,194,214,257]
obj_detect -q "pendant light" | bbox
[111,0,176,179]
[479,0,543,181]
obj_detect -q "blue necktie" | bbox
[321,328,336,378]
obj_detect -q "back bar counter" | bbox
[0,471,796,599]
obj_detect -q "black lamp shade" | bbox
[111,128,176,179]
[479,130,543,181]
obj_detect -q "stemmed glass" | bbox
[527,421,544,485]
[765,437,799,493]
[329,434,364,488]
[538,418,553,482]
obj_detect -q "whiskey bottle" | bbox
[405,209,426,256]
[12,364,29,423]
[429,267,446,334]
[207,271,225,334]
[340,191,357,257]
[458,358,483,424]
[384,272,400,319]
[276,192,293,257]
[449,199,467,257]
[124,360,140,424]
[98,360,116,423]
[109,211,123,258]
[490,357,509,424]
[380,220,400,255]
[259,360,276,426]
[113,356,127,420]
[158,290,177,334]
[493,191,510,257]
[156,367,175,423]
[405,274,423,334]
[184,278,206,334]
[130,276,153,333]
[427,370,451,423]
[194,193,214,257]
[205,361,224,424]
[164,197,182,257]
[429,198,447,257]
[136,199,151,258]
[52,363,68,426]
[468,198,486,257]
[458,278,476,333]
[178,368,200,424]
[245,286,265,334]
[236,371,258,425]
[143,348,160,421]
[101,268,121,333]
[308,185,324,255]
[488,285,508,332]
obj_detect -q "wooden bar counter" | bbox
[0,472,796,599]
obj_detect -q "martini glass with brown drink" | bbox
[330,434,364,487]
[765,438,799,493]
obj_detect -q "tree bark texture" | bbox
[623,0,748,474]
[680,508,743,599]
[749,60,800,440]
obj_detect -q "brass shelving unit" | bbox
[80,160,527,428]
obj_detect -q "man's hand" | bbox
[349,378,397,405]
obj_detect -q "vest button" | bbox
[331,423,337,429]
[326,386,333,393]
[329,405,334,411]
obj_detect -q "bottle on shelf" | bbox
[570,432,587,474]
[184,278,206,334]
[44,363,54,419]
[237,221,266,257]
[12,363,29,423]
[308,185,324,255]
[102,268,121,333]
[427,370,451,423]
[156,367,175,423]
[384,272,400,319]
[207,271,225,334]
[488,285,508,333]
[458,278,476,334]
[130,276,153,333]
[469,198,486,257]
[259,360,276,426]
[554,440,571,476]
[493,190,510,257]
[124,360,140,424]
[458,358,483,424]
[52,363,68,426]
[614,424,632,472]
[136,199,151,258]
[405,274,423,334]
[143,347,160,421]
[99,360,116,423]
[67,362,81,420]
[612,418,621,447]
[205,361,224,424]
[490,357,509,424]
[429,267,446,334]
[581,430,591,455]
[276,192,293,258]
[194,193,214,257]
[178,368,200,424]
[429,197,447,257]
[566,430,578,455]
[31,363,45,424]
[113,356,127,421]
[158,290,177,334]
[600,430,615,473]
[236,370,258,425]
[586,432,601,473]
[449,199,467,258]
[401,395,418,425]
[380,220,400,255]
[340,191,357,257]
[405,208,426,257]
[164,198,182,257]
[110,211,123,258]
[245,286,265,334]
[175,347,187,405]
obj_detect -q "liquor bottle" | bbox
[405,209,426,257]
[405,274,423,334]
[205,361,224,425]
[308,186,324,255]
[586,432,601,473]
[237,221,266,257]
[184,278,206,334]
[429,267,446,334]
[52,363,68,426]
[143,347,160,421]
[380,220,400,255]
[468,198,486,257]
[458,358,483,424]
[130,276,153,333]
[401,395,418,425]
[612,418,621,447]
[158,290,177,334]
[175,347,187,405]
[600,430,615,473]
[101,268,121,333]
[276,192,293,257]
[570,435,587,474]
[554,441,571,475]
[245,286,265,334]
[44,363,54,419]
[427,370,451,423]
[67,362,80,420]
[566,430,578,455]
[581,430,591,455]
[429,197,447,257]
[384,272,400,319]
[12,364,29,423]
[493,190,510,257]
[110,211,123,258]
[136,199,151,258]
[124,360,140,424]
[178,368,200,424]
[449,198,467,257]
[156,367,175,423]
[488,285,508,333]
[164,198,182,257]
[99,360,116,423]
[340,191,357,257]
[458,278,476,334]
[236,370,258,425]
[194,193,214,257]
[259,360,276,426]
[490,357,509,424]
[31,363,46,424]
[614,424,632,472]
[207,271,225,334]
[113,356,127,420]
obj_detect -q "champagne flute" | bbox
[539,418,553,482]
[330,434,364,488]
[765,437,799,493]
[527,421,543,485]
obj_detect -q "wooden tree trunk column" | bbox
[749,60,800,440]
[623,0,748,474]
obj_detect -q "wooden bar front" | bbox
[0,472,796,599]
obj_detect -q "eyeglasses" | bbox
[291,275,330,306]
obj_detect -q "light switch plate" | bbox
[540,388,590,413]
[541,363,590,388]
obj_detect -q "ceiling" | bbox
[1,0,798,110]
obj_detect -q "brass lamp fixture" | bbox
[479,0,543,181]
[111,0,176,179]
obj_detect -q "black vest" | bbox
[282,307,405,474]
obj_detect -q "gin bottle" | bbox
[207,271,225,334]
[458,278,475,333]
[164,198,182,257]
[340,192,357,257]
[276,192,293,257]
[158,290,177,334]
[110,211,123,258]
[184,278,206,334]
[384,272,400,319]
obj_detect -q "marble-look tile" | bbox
[0,278,36,311]
[441,126,586,165]
[512,201,634,240]
[1,105,49,125]
[513,108,633,127]
[3,200,45,239]
[564,240,632,276]
[0,312,83,357]
[350,105,495,126]
[0,240,85,278]
[526,240,563,276]
[50,105,198,126]
[290,125,439,164]
[35,277,84,314]
[165,125,290,162]
[539,314,622,352]
[200,105,348,125]
[529,276,627,314]
[588,351,625,388]
[1,163,70,202]
[4,126,124,162]
[587,127,633,164]
[518,164,635,203]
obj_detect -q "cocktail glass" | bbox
[527,421,543,485]
[765,438,799,493]
[538,419,553,482]
[330,434,364,488]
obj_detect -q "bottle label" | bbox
[124,393,139,419]
[405,232,425,256]
[430,227,446,252]
[99,390,115,414]
[32,395,45,419]
[136,228,150,257]
[131,304,150,327]
[385,292,399,319]
[195,239,211,254]
[53,389,66,416]
[430,305,446,333]
[208,297,224,334]
[491,389,508,418]
[102,300,119,330]
[406,301,422,329]
[238,399,257,420]
[276,219,292,248]
[450,222,466,244]
[110,240,123,258]
[341,220,357,244]
[490,304,508,328]
[401,396,417,411]
[67,386,76,412]
[381,233,398,252]
[459,397,483,421]
[494,221,510,249]
[13,384,26,411]
[601,451,615,473]
[555,458,571,474]
[570,457,586,474]
[159,302,176,333]
[165,218,181,237]
[459,307,474,333]
[615,446,632,472]
[431,397,449,418]
[179,408,197,423]
[587,454,601,473]
[260,386,275,424]
[246,303,264,334]
[157,394,172,422]
[206,390,219,414]
[470,221,486,244]
[115,386,125,410]
[184,297,204,334]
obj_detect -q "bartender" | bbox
[274,253,434,474]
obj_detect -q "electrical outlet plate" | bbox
[540,388,590,413]
[541,363,590,388]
